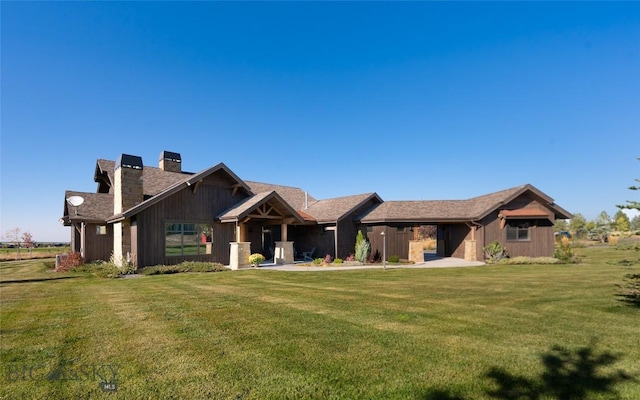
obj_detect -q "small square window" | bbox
[506,222,530,241]
[96,225,107,235]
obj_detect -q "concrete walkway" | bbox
[255,254,484,272]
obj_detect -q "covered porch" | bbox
[218,191,308,269]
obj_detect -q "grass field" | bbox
[1,247,639,399]
[0,246,70,261]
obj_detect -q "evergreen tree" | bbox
[617,157,639,211]
[613,210,631,232]
[569,213,587,238]
[592,211,612,243]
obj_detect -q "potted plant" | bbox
[248,253,265,268]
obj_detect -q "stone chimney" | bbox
[113,154,143,268]
[159,151,181,173]
[114,154,144,214]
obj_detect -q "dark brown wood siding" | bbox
[83,223,113,262]
[366,225,412,260]
[286,224,325,260]
[336,198,382,259]
[134,170,248,267]
[437,224,471,258]
[480,195,556,258]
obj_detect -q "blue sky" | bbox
[1,1,639,242]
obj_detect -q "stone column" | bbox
[274,241,294,265]
[113,154,143,269]
[408,240,424,264]
[464,240,477,261]
[229,242,251,270]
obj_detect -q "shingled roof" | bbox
[245,181,316,211]
[109,162,251,222]
[64,157,571,229]
[62,191,113,224]
[358,184,571,223]
[304,193,383,223]
[95,159,188,196]
[217,191,305,224]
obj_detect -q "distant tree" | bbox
[631,215,640,231]
[22,232,34,257]
[616,157,639,211]
[613,210,631,232]
[569,213,587,238]
[555,219,569,232]
[417,225,436,239]
[585,220,596,233]
[3,227,22,260]
[592,211,612,243]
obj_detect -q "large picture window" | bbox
[506,222,530,241]
[165,223,212,256]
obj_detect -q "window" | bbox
[96,225,107,235]
[366,226,373,233]
[506,222,530,241]
[165,223,212,256]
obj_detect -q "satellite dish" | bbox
[66,196,85,207]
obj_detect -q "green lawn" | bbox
[1,247,639,399]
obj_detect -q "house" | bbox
[359,185,572,262]
[61,151,571,269]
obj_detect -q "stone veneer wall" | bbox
[464,240,477,261]
[113,163,143,267]
[229,242,251,270]
[408,240,424,264]
[159,158,181,173]
[274,241,294,264]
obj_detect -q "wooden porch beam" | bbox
[231,184,243,196]
[191,181,202,194]
[247,214,282,220]
[465,222,476,241]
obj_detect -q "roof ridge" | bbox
[245,180,308,191]
[313,192,377,202]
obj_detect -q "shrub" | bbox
[554,239,577,263]
[55,252,84,272]
[368,249,382,263]
[497,256,560,265]
[345,254,356,262]
[355,230,365,255]
[248,253,265,267]
[333,258,343,264]
[108,252,136,273]
[70,261,123,278]
[388,255,400,263]
[483,241,508,262]
[312,258,323,265]
[140,262,228,275]
[323,254,332,264]
[355,239,370,263]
